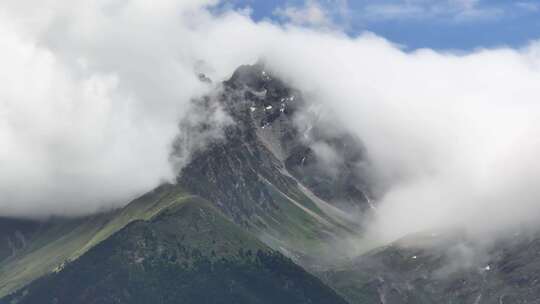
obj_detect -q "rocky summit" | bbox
[2,65,540,304]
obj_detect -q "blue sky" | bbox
[224,0,540,50]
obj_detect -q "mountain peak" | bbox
[221,63,298,128]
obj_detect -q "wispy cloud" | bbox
[362,0,503,23]
[273,0,352,29]
[515,1,540,12]
[274,0,333,27]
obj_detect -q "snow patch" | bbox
[362,190,377,211]
[261,70,271,81]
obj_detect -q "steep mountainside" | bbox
[0,64,367,301]
[176,64,372,263]
[0,213,115,297]
[322,231,540,304]
[7,63,540,304]
[0,185,191,297]
[3,193,348,304]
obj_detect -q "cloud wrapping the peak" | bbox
[1,0,540,249]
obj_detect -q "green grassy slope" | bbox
[0,214,115,297]
[0,184,189,297]
[3,197,348,304]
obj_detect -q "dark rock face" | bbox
[177,64,303,221]
[0,218,42,262]
[284,131,373,214]
[175,63,373,225]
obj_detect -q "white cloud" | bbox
[0,0,218,216]
[2,0,540,251]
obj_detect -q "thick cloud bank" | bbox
[0,0,217,216]
[2,1,540,246]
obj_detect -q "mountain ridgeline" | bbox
[0,64,368,304]
[4,192,347,304]
[2,64,540,304]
